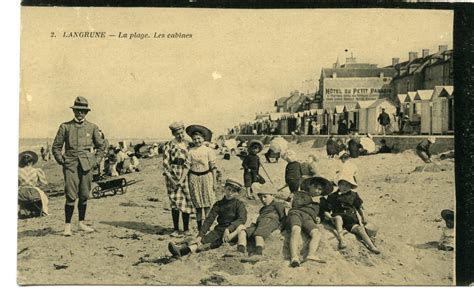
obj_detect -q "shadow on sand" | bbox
[100,221,173,235]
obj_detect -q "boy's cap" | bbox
[336,173,358,188]
[225,179,243,191]
[441,209,454,221]
[300,176,334,196]
[427,136,436,143]
[248,139,264,153]
[169,121,185,132]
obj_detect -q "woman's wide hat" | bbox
[186,125,213,142]
[19,151,38,168]
[70,96,91,111]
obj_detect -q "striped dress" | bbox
[162,139,194,214]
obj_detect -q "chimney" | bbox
[392,57,399,66]
[409,52,418,62]
[438,45,448,52]
[422,49,429,58]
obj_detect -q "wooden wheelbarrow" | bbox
[92,177,142,199]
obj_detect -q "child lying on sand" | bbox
[168,179,247,257]
[237,184,286,255]
[287,176,334,267]
[323,174,380,254]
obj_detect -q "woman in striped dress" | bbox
[18,151,49,218]
[185,125,217,231]
[163,122,194,237]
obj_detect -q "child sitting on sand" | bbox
[336,151,358,180]
[237,185,286,255]
[323,174,380,254]
[168,179,247,258]
[301,154,318,177]
[438,209,454,251]
[416,137,436,163]
[283,150,303,195]
[287,176,334,267]
[242,140,264,200]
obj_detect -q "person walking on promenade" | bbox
[52,96,105,236]
[377,108,391,135]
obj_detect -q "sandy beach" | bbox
[17,141,455,285]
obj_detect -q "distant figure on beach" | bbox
[378,139,392,154]
[377,108,391,135]
[337,118,348,135]
[336,151,358,180]
[416,137,436,163]
[349,120,356,133]
[18,151,49,219]
[326,135,338,158]
[359,134,376,154]
[347,134,363,158]
[40,146,46,161]
[52,96,105,236]
[287,177,333,267]
[163,121,194,237]
[301,153,318,177]
[322,174,380,254]
[283,150,303,195]
[167,179,247,258]
[186,125,217,233]
[242,140,264,200]
[438,209,454,251]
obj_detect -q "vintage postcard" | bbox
[18,5,463,286]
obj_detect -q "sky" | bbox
[20,8,453,139]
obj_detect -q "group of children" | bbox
[167,137,383,266]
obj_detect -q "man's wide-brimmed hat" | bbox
[169,121,185,132]
[300,176,334,196]
[248,139,264,153]
[186,125,213,142]
[70,96,91,111]
[225,179,243,192]
[441,209,454,221]
[19,151,38,168]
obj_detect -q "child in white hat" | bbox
[323,174,380,254]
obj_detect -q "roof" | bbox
[397,94,407,103]
[367,98,397,109]
[274,96,288,107]
[433,85,454,98]
[407,91,417,102]
[414,90,435,101]
[356,100,376,109]
[392,49,452,79]
[321,67,397,79]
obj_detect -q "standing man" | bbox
[52,96,105,236]
[377,108,391,135]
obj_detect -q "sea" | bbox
[19,138,168,153]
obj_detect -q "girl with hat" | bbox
[162,121,194,237]
[185,125,217,231]
[242,139,264,200]
[18,151,49,218]
[323,174,380,254]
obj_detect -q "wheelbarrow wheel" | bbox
[92,186,102,199]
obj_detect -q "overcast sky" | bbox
[20,8,452,139]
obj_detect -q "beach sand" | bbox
[17,142,455,285]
